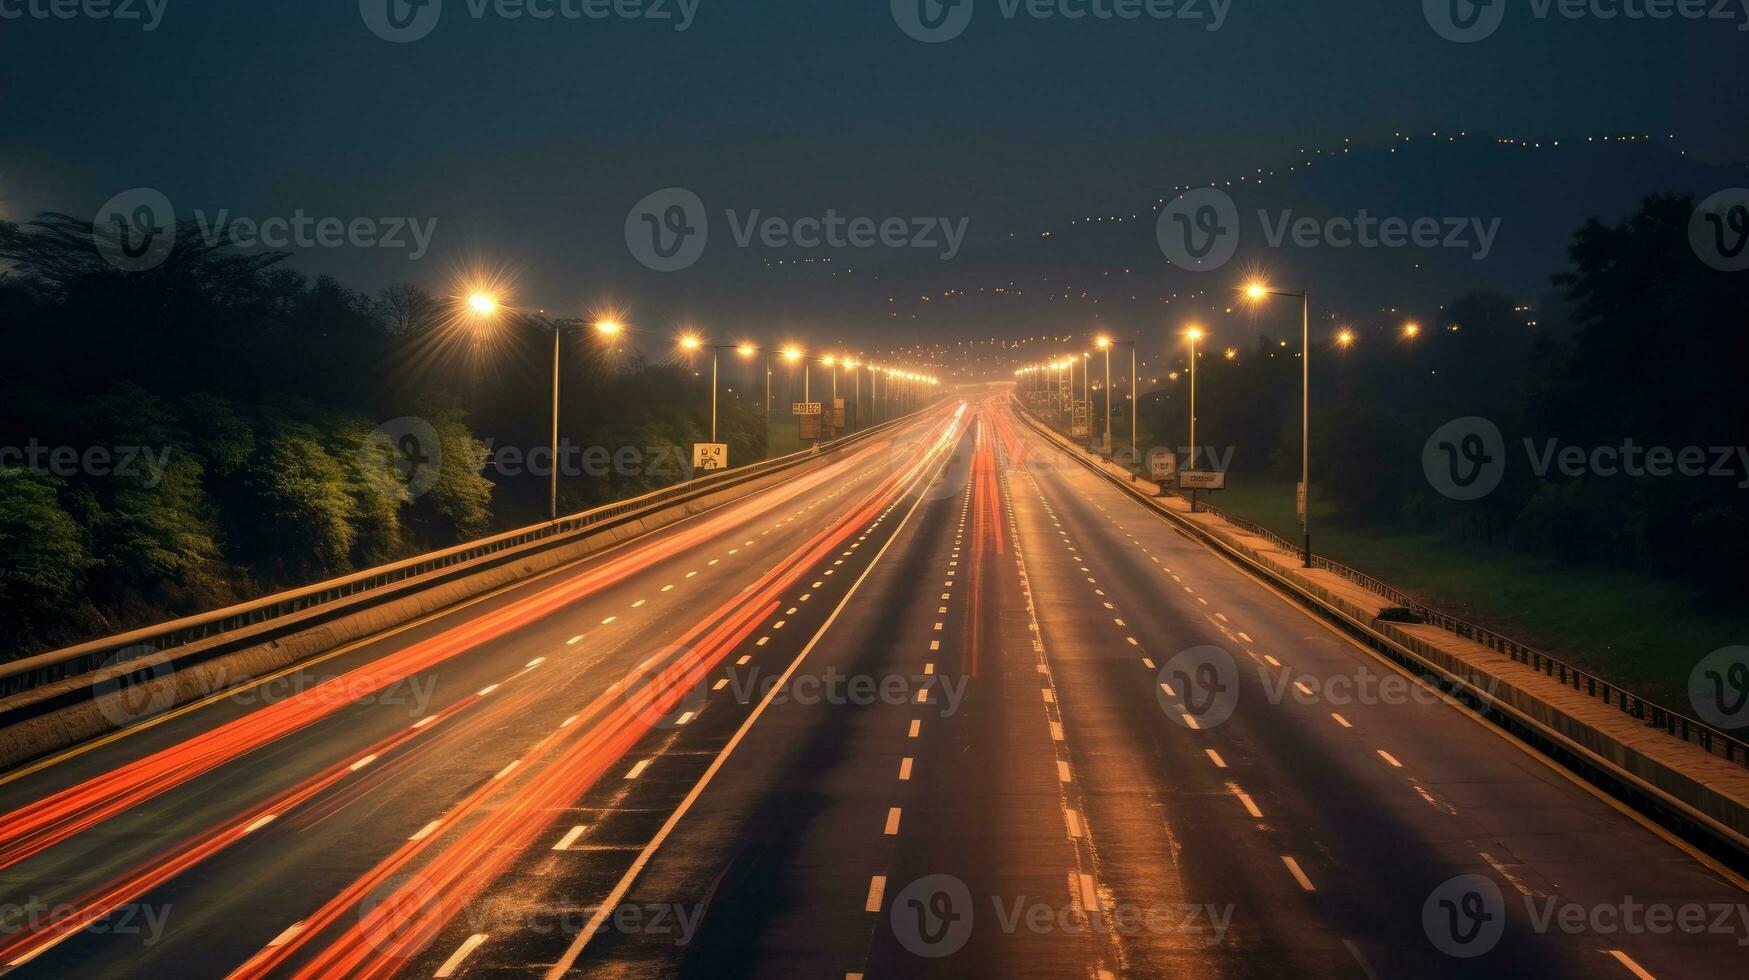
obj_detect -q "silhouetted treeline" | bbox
[1141,193,1749,596]
[0,214,765,657]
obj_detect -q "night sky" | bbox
[5,0,1746,360]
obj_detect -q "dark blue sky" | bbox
[5,0,1746,357]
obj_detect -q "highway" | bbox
[0,395,1744,979]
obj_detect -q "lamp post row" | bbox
[462,292,939,521]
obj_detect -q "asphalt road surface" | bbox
[0,396,1743,979]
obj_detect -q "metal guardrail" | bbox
[1019,403,1749,769]
[0,412,926,699]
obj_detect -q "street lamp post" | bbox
[1186,327,1203,469]
[1246,281,1313,568]
[466,292,621,522]
[1096,337,1138,467]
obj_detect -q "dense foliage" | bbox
[1138,193,1749,597]
[0,214,766,657]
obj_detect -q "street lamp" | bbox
[465,292,622,521]
[1095,336,1138,466]
[1244,278,1313,567]
[1186,326,1204,470]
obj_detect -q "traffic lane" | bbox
[863,427,1117,979]
[1006,456,1363,979]
[1014,414,1748,977]
[0,414,955,974]
[1019,441,1641,977]
[0,419,924,808]
[388,415,977,977]
[189,411,966,978]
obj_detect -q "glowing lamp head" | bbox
[822,356,836,367]
[595,320,624,337]
[1403,322,1421,339]
[1095,337,1113,350]
[467,293,499,316]
[1244,281,1270,301]
[1187,327,1204,342]
[737,343,756,357]
[679,335,702,351]
[1337,329,1356,348]
[782,346,802,363]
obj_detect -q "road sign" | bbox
[1148,449,1178,482]
[792,402,823,416]
[831,397,846,428]
[692,443,728,472]
[1180,470,1226,490]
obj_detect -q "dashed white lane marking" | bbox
[1206,749,1227,768]
[434,933,489,978]
[600,616,617,625]
[1332,713,1353,728]
[348,755,378,772]
[1065,809,1085,839]
[1377,750,1404,768]
[1057,761,1072,783]
[1141,658,1155,669]
[494,761,519,780]
[712,678,729,691]
[1263,655,1282,667]
[865,876,887,913]
[244,814,278,834]
[884,808,902,835]
[908,720,921,738]
[1076,873,1100,912]
[1180,713,1201,730]
[632,599,647,608]
[410,820,441,842]
[553,825,588,850]
[566,635,584,645]
[1281,856,1316,891]
[1237,632,1252,643]
[624,759,652,780]
[477,684,499,697]
[898,758,914,781]
[1233,788,1263,818]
